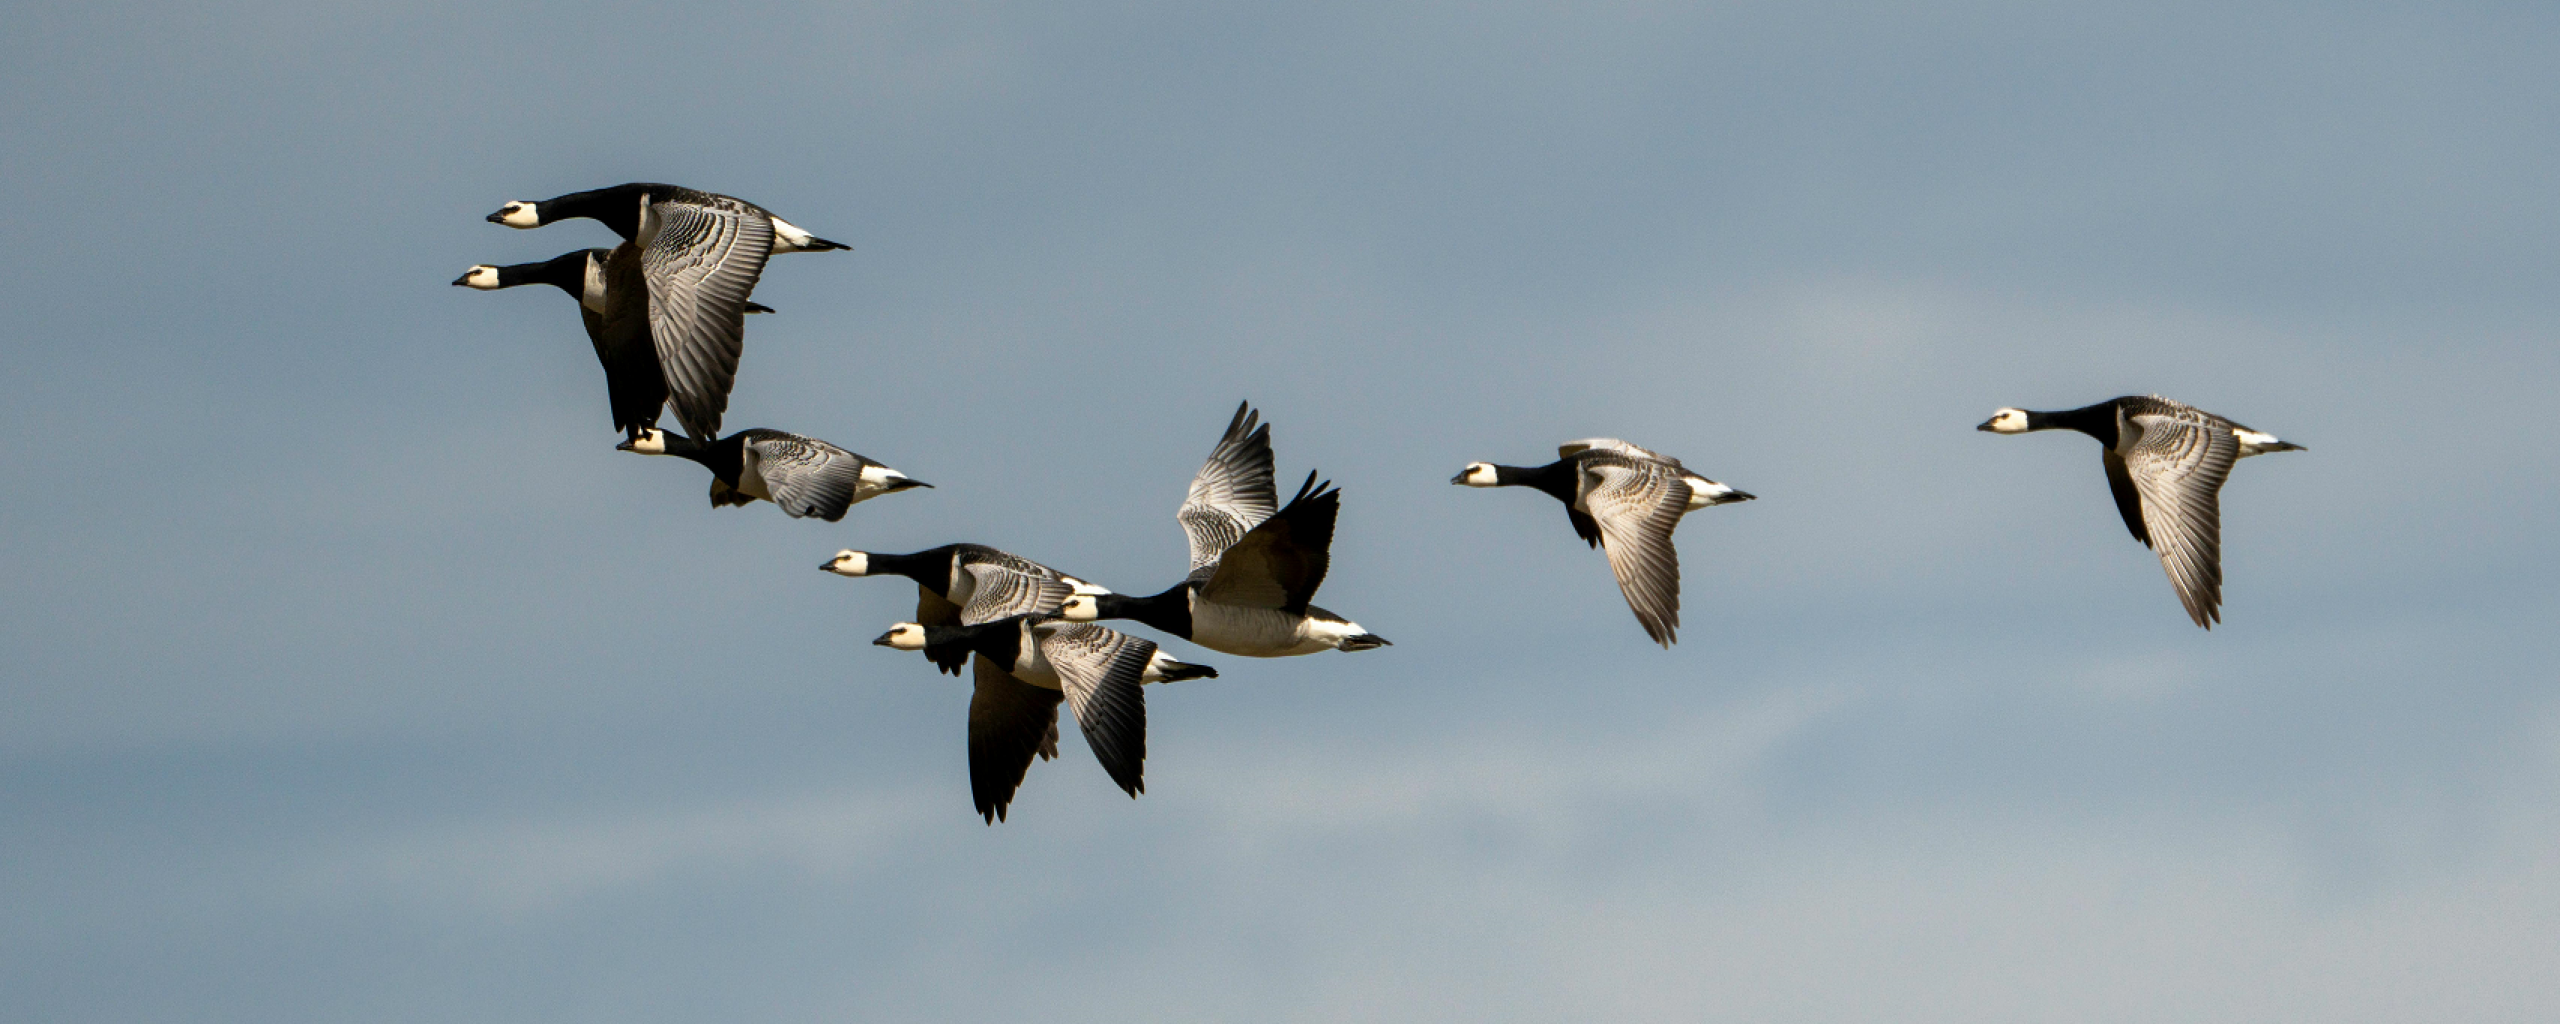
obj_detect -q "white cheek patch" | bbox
[461,266,501,289]
[498,203,541,228]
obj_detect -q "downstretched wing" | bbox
[1031,621,1149,799]
[1178,402,1279,577]
[640,194,773,440]
[957,563,1076,626]
[1198,472,1338,612]
[2120,408,2239,628]
[1581,456,1692,647]
[743,431,867,521]
[967,653,1064,824]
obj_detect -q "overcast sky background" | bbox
[5,2,2557,1020]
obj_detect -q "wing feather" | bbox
[1031,622,1150,798]
[967,653,1064,823]
[1198,472,1338,612]
[641,196,773,440]
[958,563,1076,625]
[743,430,867,521]
[1580,456,1692,647]
[2120,408,2237,628]
[1559,438,1680,466]
[1178,402,1279,575]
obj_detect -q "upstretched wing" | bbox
[967,653,1064,824]
[1579,455,1693,647]
[1030,621,1149,799]
[1198,471,1338,613]
[639,193,773,440]
[957,563,1076,626]
[741,430,868,521]
[2119,406,2238,629]
[1178,402,1279,578]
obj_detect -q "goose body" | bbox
[1979,395,2303,628]
[454,249,774,438]
[1452,438,1755,647]
[1060,403,1388,656]
[617,426,928,521]
[874,614,1215,822]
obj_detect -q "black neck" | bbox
[1092,584,1193,640]
[496,250,593,299]
[537,183,675,240]
[1496,461,1580,505]
[647,432,739,480]
[692,434,745,484]
[2030,403,2120,446]
[873,547,963,596]
[922,620,1021,675]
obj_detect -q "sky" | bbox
[4,1,2557,1020]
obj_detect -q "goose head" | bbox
[452,264,503,289]
[615,426,700,456]
[821,550,871,576]
[1057,594,1101,622]
[1977,408,2032,434]
[872,622,928,650]
[1451,462,1500,486]
[487,200,542,228]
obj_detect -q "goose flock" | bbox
[460,181,2306,823]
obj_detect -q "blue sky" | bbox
[4,2,2557,1020]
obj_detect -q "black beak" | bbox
[614,438,637,452]
[485,210,505,224]
[819,560,840,571]
[450,272,471,286]
[1449,470,1469,484]
[1975,418,1999,432]
[871,630,899,647]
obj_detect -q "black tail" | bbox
[1340,634,1392,652]
[1155,660,1217,682]
[804,237,852,251]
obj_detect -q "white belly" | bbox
[1008,647,1061,690]
[737,452,774,501]
[1188,600,1329,658]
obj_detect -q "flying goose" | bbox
[617,426,928,521]
[1058,402,1389,656]
[1452,439,1755,647]
[875,614,1215,821]
[1978,395,2304,628]
[824,544,1110,625]
[488,183,849,254]
[453,249,772,439]
[486,185,838,438]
